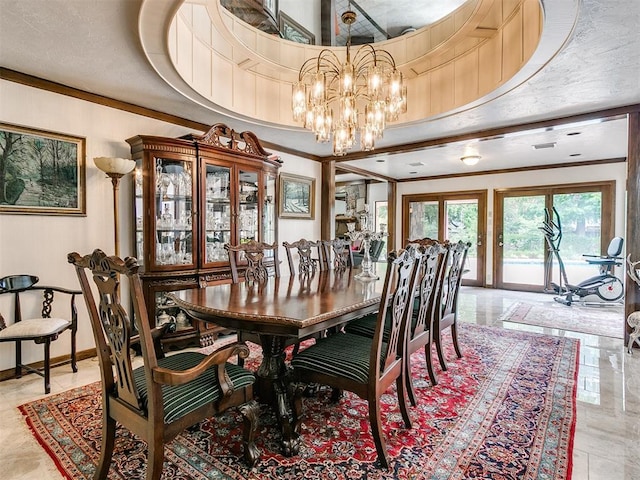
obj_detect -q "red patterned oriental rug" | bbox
[19,324,578,479]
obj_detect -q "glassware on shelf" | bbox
[135,168,143,196]
[159,205,173,229]
[157,240,175,265]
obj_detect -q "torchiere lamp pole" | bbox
[94,157,136,258]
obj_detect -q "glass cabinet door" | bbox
[154,158,194,268]
[238,169,260,244]
[134,161,144,266]
[263,172,276,245]
[204,163,232,263]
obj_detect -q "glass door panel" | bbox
[134,162,144,265]
[404,191,486,287]
[204,164,231,263]
[238,170,259,244]
[445,199,478,281]
[154,158,194,267]
[408,200,439,241]
[263,172,276,245]
[500,195,546,287]
[552,192,602,285]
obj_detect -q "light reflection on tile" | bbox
[0,286,638,479]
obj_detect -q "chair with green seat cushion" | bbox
[290,247,422,470]
[345,242,448,398]
[0,274,80,394]
[69,249,260,480]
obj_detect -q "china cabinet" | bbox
[127,124,280,348]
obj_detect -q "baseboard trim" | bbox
[0,348,97,382]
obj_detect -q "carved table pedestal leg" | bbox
[254,334,300,456]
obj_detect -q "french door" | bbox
[494,182,615,291]
[402,190,486,286]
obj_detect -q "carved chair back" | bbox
[225,240,280,284]
[283,238,323,275]
[320,238,354,271]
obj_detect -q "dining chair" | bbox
[225,239,280,284]
[320,238,353,271]
[344,242,448,399]
[282,238,323,275]
[289,247,423,469]
[225,240,282,365]
[0,274,79,394]
[68,249,260,479]
[434,240,470,371]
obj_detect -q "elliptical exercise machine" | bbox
[539,207,624,306]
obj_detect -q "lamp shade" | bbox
[94,156,136,175]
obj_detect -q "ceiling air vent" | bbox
[532,142,557,150]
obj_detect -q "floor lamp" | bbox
[94,157,136,258]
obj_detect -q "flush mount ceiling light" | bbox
[461,155,481,166]
[291,10,407,156]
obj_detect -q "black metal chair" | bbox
[0,274,79,394]
[290,247,422,469]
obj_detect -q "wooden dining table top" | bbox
[168,266,386,338]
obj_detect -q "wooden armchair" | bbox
[290,247,423,469]
[283,239,323,275]
[0,274,79,394]
[68,249,260,480]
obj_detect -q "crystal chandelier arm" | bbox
[298,49,343,80]
[352,44,398,72]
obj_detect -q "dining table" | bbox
[168,265,386,455]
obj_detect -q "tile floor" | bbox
[1,287,639,479]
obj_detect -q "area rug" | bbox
[499,300,624,339]
[19,324,578,480]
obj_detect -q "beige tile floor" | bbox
[1,287,639,479]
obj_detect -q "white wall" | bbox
[396,163,628,286]
[0,80,320,371]
[279,0,322,42]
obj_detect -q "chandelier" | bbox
[291,10,407,156]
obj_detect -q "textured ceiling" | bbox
[0,0,638,181]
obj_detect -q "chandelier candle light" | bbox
[291,10,407,156]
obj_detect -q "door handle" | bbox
[498,241,504,247]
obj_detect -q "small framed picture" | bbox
[278,12,315,45]
[263,0,278,20]
[279,173,315,219]
[0,123,86,215]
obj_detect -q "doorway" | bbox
[402,190,486,286]
[494,181,615,291]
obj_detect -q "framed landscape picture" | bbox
[0,123,86,215]
[278,12,315,45]
[279,173,315,219]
